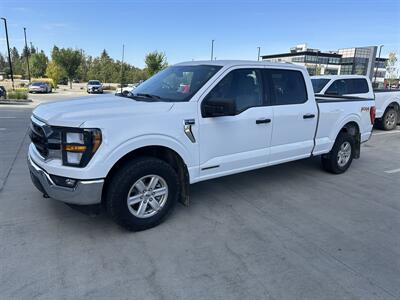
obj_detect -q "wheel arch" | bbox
[337,120,361,158]
[102,145,190,207]
[387,101,400,113]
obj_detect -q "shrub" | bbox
[15,88,28,93]
[7,91,28,100]
[32,78,55,88]
[103,85,116,91]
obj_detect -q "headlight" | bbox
[62,128,102,167]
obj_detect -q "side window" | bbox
[205,69,263,113]
[267,69,308,105]
[326,79,346,95]
[346,79,369,94]
[326,79,369,95]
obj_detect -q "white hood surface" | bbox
[33,95,174,127]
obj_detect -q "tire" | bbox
[106,157,179,231]
[321,132,355,174]
[377,108,398,131]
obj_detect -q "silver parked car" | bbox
[28,82,52,93]
[87,80,103,94]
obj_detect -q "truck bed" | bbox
[313,95,375,156]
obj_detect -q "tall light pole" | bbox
[373,45,383,88]
[210,40,214,61]
[1,17,15,90]
[23,27,31,82]
[119,44,125,94]
[257,47,261,61]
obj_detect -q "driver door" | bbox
[198,67,273,180]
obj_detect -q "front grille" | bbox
[30,120,48,158]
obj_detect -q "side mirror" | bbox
[325,90,338,96]
[202,97,236,118]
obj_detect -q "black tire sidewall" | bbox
[107,157,179,231]
[383,108,397,131]
[325,132,355,174]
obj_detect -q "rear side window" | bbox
[326,79,369,95]
[265,69,308,105]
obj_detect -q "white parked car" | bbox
[312,75,400,130]
[87,80,103,94]
[28,61,375,231]
[115,83,139,96]
[28,82,52,93]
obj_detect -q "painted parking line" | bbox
[373,130,400,136]
[0,117,17,119]
[385,168,400,174]
[0,128,6,131]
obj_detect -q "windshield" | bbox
[88,80,101,85]
[311,78,330,93]
[129,65,222,102]
[32,82,45,86]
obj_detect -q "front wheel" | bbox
[106,157,179,231]
[321,132,354,174]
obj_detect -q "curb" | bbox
[0,99,33,105]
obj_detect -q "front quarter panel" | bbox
[82,101,199,181]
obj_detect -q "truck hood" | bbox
[33,95,174,127]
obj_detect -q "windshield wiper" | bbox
[133,93,161,100]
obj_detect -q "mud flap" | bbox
[178,164,190,206]
[354,133,361,159]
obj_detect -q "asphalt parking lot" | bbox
[0,101,400,299]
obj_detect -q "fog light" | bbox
[50,174,77,188]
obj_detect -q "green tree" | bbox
[386,52,398,87]
[46,61,65,88]
[99,49,114,83]
[77,51,91,81]
[10,47,24,77]
[30,51,48,78]
[0,53,7,75]
[144,51,168,76]
[53,48,82,88]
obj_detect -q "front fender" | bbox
[103,134,195,174]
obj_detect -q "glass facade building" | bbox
[261,44,386,87]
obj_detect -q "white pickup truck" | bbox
[311,75,400,130]
[28,61,375,230]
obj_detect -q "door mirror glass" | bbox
[202,97,236,117]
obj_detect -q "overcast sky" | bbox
[1,0,399,68]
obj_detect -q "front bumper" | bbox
[29,88,45,93]
[28,155,104,205]
[87,87,103,93]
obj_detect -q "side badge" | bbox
[184,119,196,143]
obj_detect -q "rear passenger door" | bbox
[264,68,318,164]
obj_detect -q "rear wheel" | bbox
[106,157,179,231]
[321,132,354,174]
[378,108,398,131]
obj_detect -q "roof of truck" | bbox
[175,60,306,70]
[311,75,369,80]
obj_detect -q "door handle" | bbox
[256,118,271,124]
[303,114,315,119]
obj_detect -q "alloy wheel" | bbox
[126,175,168,218]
